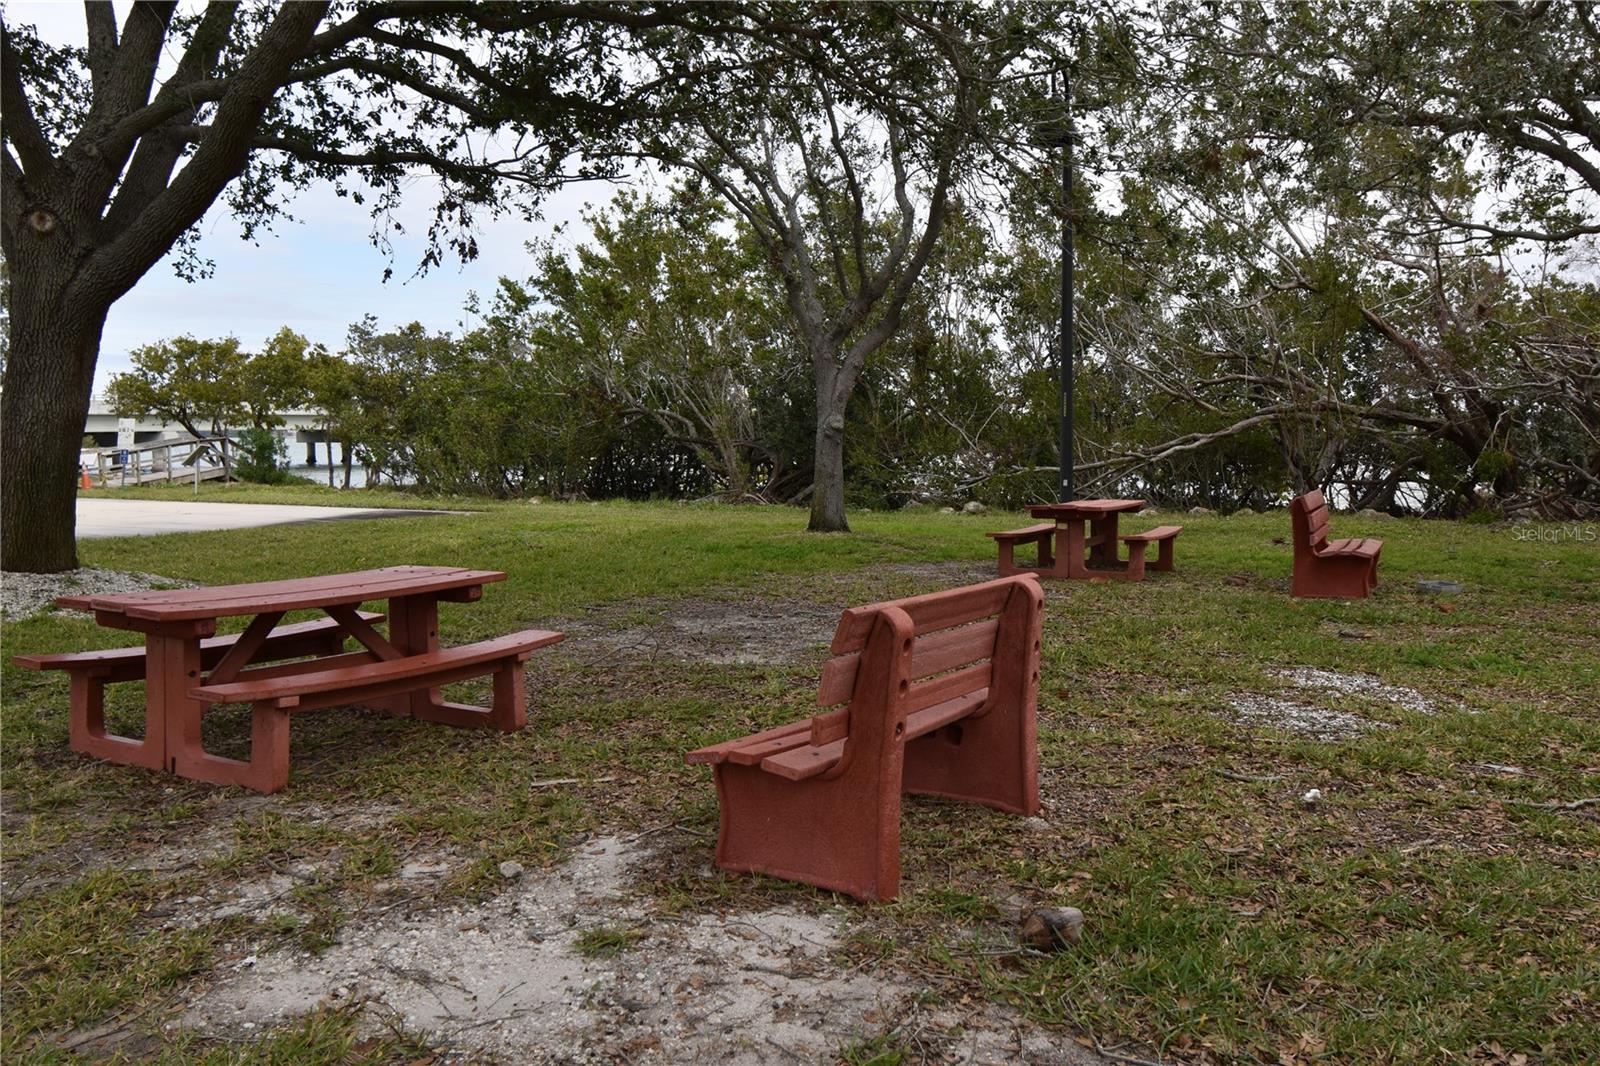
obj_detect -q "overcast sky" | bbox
[10,2,616,394]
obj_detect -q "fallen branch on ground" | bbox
[1509,796,1600,811]
[1214,769,1286,783]
[529,775,618,789]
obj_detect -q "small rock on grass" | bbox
[1022,816,1052,834]
[962,501,988,514]
[498,860,525,880]
[1020,907,1084,950]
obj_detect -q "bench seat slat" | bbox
[11,613,385,674]
[761,689,992,782]
[192,629,563,706]
[985,523,1056,542]
[1319,537,1380,557]
[724,728,817,766]
[1120,525,1182,542]
[685,718,813,765]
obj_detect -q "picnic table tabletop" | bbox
[56,565,505,622]
[1027,498,1146,519]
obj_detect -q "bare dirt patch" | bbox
[560,599,843,666]
[555,561,997,669]
[180,835,1109,1065]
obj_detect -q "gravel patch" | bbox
[1275,667,1447,714]
[1,567,196,619]
[1226,694,1389,741]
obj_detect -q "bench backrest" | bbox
[1290,490,1332,553]
[808,575,1044,749]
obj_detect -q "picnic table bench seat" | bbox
[187,628,564,793]
[1290,490,1383,598]
[686,575,1044,901]
[12,613,383,769]
[1118,524,1182,581]
[986,523,1057,577]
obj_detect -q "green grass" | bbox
[3,499,1597,1062]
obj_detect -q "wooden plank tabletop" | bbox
[1028,498,1146,518]
[56,566,505,621]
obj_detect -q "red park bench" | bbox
[1290,490,1383,598]
[686,574,1044,901]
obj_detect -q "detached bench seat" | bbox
[12,613,383,769]
[185,628,565,793]
[687,575,1044,901]
[1289,490,1383,598]
[987,523,1057,576]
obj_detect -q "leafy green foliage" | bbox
[234,427,293,485]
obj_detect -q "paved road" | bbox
[76,499,461,539]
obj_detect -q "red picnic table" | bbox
[14,566,563,792]
[989,499,1183,581]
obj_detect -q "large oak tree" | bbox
[0,0,801,572]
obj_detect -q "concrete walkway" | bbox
[76,498,462,539]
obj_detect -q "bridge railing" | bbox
[88,435,234,488]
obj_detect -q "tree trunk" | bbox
[808,407,850,532]
[1,287,108,572]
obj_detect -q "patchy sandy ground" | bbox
[563,599,846,666]
[178,835,1110,1065]
[1225,667,1447,739]
[557,561,997,667]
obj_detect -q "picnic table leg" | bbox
[389,595,443,718]
[1057,520,1087,578]
[151,630,204,776]
[1089,514,1119,570]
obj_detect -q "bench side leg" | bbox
[708,612,912,901]
[1293,555,1372,599]
[490,661,527,731]
[1122,541,1148,582]
[1154,535,1177,571]
[903,583,1042,816]
[66,672,163,771]
[248,703,292,793]
[169,701,291,794]
[996,540,1017,577]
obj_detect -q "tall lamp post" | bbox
[1055,71,1076,503]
